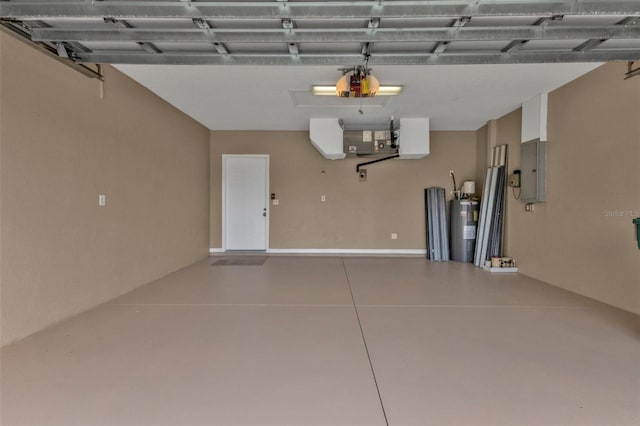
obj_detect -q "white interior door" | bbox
[223,155,269,251]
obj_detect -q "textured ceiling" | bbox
[114,62,601,130]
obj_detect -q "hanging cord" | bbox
[358,68,364,115]
[512,186,521,200]
[359,55,371,115]
[358,69,364,114]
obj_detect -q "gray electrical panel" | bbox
[521,138,546,203]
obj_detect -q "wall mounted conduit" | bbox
[356,154,399,173]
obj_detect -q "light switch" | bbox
[391,233,398,240]
[98,194,106,206]
[273,199,279,206]
[321,195,326,202]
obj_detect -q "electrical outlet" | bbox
[321,195,326,202]
[272,199,279,206]
[391,233,398,240]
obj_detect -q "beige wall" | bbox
[211,131,477,249]
[0,34,211,345]
[2,34,636,348]
[486,62,640,314]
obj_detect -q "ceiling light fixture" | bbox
[312,84,403,96]
[312,52,402,100]
[312,65,402,97]
[335,65,379,97]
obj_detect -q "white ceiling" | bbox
[114,63,601,131]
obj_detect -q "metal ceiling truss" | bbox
[2,1,639,20]
[0,19,102,79]
[23,25,640,44]
[1,0,639,68]
[72,51,640,66]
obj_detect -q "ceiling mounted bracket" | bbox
[192,18,212,30]
[0,20,102,80]
[624,61,640,80]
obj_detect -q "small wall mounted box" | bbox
[508,170,521,187]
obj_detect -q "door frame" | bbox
[221,154,270,251]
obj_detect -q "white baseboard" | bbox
[210,248,426,256]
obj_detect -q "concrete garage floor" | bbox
[1,256,639,425]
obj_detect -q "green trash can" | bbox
[634,218,640,250]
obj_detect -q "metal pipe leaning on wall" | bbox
[425,187,449,261]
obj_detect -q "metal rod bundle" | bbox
[474,145,508,267]
[425,187,449,261]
